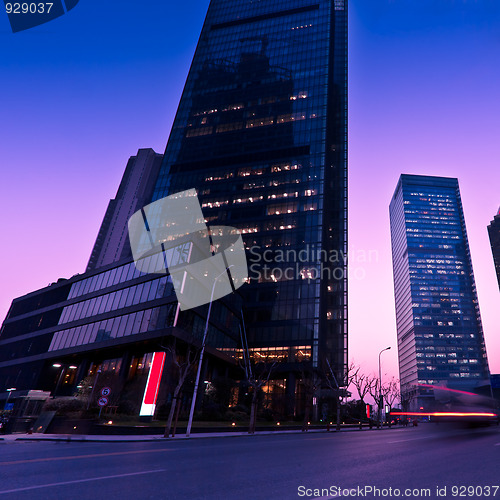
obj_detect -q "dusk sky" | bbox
[1,0,499,382]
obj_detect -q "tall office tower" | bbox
[390,175,490,409]
[152,0,347,413]
[487,208,500,290]
[87,148,163,271]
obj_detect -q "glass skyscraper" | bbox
[390,175,490,408]
[152,0,348,411]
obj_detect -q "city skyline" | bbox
[1,0,500,382]
[0,0,348,419]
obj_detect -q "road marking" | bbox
[0,469,167,495]
[388,435,437,444]
[0,447,172,466]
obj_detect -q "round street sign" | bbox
[97,397,109,407]
[101,387,111,397]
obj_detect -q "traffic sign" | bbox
[97,397,109,407]
[101,387,111,397]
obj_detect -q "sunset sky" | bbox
[1,0,499,382]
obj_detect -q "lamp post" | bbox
[4,388,16,411]
[378,347,391,428]
[186,265,233,437]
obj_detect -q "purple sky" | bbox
[1,0,499,382]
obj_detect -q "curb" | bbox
[6,426,404,443]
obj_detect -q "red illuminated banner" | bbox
[140,352,166,416]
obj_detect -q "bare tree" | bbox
[400,382,417,413]
[323,360,356,430]
[164,342,198,438]
[381,377,400,425]
[352,370,371,405]
[243,361,276,434]
[299,368,322,431]
[343,362,359,392]
[366,375,382,426]
[239,314,276,434]
[383,378,400,411]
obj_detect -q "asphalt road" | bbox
[0,425,499,499]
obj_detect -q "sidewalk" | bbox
[0,426,402,443]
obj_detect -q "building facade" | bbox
[151,0,348,411]
[389,175,490,409]
[0,242,241,416]
[87,149,163,272]
[487,208,500,290]
[1,0,348,419]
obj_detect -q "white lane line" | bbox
[388,435,437,444]
[0,469,167,495]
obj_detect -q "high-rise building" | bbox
[487,208,500,290]
[87,148,163,271]
[389,174,490,409]
[151,0,348,413]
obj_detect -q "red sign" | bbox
[101,387,111,397]
[98,397,109,407]
[143,352,166,405]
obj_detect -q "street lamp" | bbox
[186,265,233,437]
[4,388,16,411]
[378,347,391,428]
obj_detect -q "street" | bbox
[0,425,499,499]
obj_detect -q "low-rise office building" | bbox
[0,243,241,417]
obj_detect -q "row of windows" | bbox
[60,277,174,325]
[202,198,317,214]
[421,359,480,365]
[417,373,483,384]
[407,228,461,236]
[417,351,476,358]
[191,91,307,118]
[412,259,465,266]
[412,287,467,295]
[195,158,324,183]
[68,246,189,300]
[204,172,318,190]
[49,305,177,352]
[224,345,311,363]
